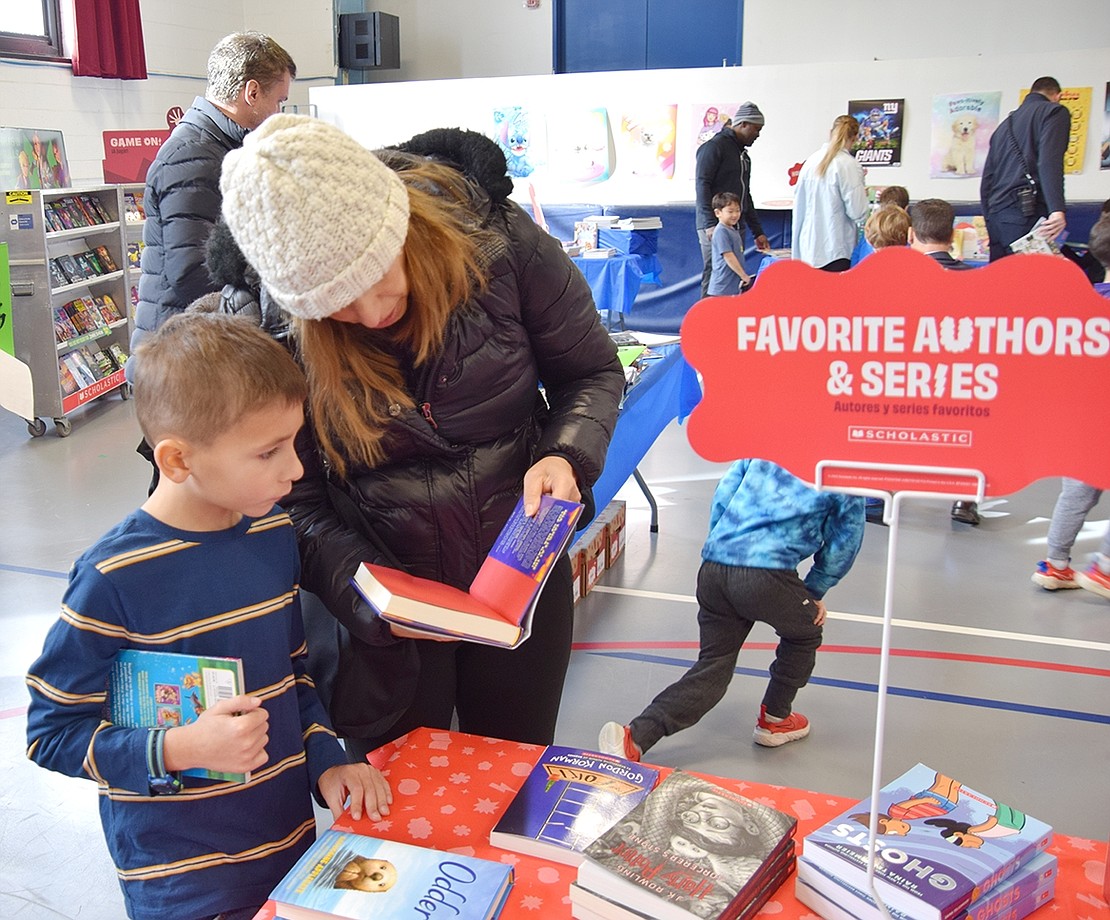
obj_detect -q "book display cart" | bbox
[2,185,132,437]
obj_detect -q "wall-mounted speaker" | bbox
[338,12,400,70]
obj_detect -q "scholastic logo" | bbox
[848,426,972,446]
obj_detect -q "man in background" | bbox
[980,76,1069,262]
[694,102,770,299]
[131,31,296,368]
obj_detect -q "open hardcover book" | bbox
[352,495,583,648]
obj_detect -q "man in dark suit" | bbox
[980,76,1070,262]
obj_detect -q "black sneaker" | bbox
[951,501,980,525]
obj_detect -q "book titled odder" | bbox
[270,829,513,920]
[352,495,582,648]
[801,762,1053,920]
[489,746,660,865]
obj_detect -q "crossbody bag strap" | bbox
[1004,116,1037,190]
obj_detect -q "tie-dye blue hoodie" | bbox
[702,459,865,599]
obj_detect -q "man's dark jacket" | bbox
[130,97,247,368]
[694,127,764,238]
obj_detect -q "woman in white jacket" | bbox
[792,115,869,271]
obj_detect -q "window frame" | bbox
[0,0,66,62]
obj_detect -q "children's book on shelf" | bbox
[107,343,129,369]
[48,258,70,289]
[62,350,97,388]
[269,828,513,920]
[43,203,66,233]
[352,494,582,648]
[123,191,145,222]
[58,357,80,394]
[90,349,116,378]
[489,746,660,866]
[800,763,1053,920]
[95,293,123,324]
[56,254,83,285]
[107,649,248,782]
[127,241,144,267]
[576,770,798,920]
[94,245,119,272]
[794,848,1057,920]
[81,193,113,224]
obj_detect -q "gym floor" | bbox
[1,394,1107,918]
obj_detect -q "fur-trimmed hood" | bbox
[390,127,514,203]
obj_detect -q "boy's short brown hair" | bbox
[712,191,742,211]
[133,313,305,445]
[1087,214,1110,272]
[865,206,910,249]
[909,198,957,246]
[876,186,910,209]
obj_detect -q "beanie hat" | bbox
[733,102,765,125]
[220,114,410,321]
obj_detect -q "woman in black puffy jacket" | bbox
[220,115,623,759]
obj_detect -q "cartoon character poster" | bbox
[683,102,738,180]
[546,107,613,184]
[930,92,1000,179]
[1102,83,1110,170]
[615,104,677,180]
[1,127,69,190]
[847,99,903,167]
[491,106,546,179]
[1021,85,1091,174]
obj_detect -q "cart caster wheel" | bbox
[119,382,132,400]
[53,417,73,437]
[27,417,47,438]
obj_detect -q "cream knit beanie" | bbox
[220,114,410,321]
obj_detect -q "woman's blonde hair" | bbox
[293,157,489,476]
[815,115,860,178]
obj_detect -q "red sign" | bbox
[101,129,171,184]
[682,247,1110,494]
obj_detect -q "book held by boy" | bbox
[576,770,798,920]
[800,762,1053,920]
[352,495,582,648]
[489,746,660,865]
[107,648,247,782]
[269,828,513,920]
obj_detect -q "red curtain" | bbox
[72,0,148,80]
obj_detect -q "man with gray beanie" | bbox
[694,101,770,298]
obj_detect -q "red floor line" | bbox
[572,641,1110,678]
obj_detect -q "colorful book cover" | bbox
[270,828,513,920]
[94,245,119,272]
[848,99,904,166]
[930,92,1001,179]
[578,770,797,920]
[489,746,660,865]
[795,849,1056,920]
[352,495,582,648]
[801,763,1053,920]
[107,649,247,782]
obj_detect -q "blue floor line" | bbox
[587,650,1110,725]
[0,562,68,579]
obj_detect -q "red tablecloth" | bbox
[254,727,1107,920]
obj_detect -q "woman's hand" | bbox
[522,456,580,516]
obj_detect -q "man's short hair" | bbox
[133,313,305,446]
[712,191,742,211]
[877,186,910,209]
[206,32,296,105]
[1031,76,1062,96]
[1087,215,1110,272]
[865,206,910,249]
[909,198,957,246]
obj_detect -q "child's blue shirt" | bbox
[708,222,746,295]
[702,459,865,598]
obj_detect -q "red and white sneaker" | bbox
[1075,563,1110,600]
[598,722,641,762]
[1031,560,1081,590]
[753,705,810,747]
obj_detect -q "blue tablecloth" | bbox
[590,343,702,517]
[571,252,664,327]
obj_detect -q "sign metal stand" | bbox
[814,459,986,919]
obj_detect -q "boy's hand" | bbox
[163,694,269,774]
[812,599,828,626]
[319,763,393,822]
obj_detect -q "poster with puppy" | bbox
[930,91,1001,179]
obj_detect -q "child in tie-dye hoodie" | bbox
[600,458,865,760]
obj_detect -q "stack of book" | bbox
[269,828,513,920]
[43,194,114,233]
[489,745,659,866]
[616,216,662,230]
[573,770,798,919]
[582,247,618,259]
[796,763,1055,920]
